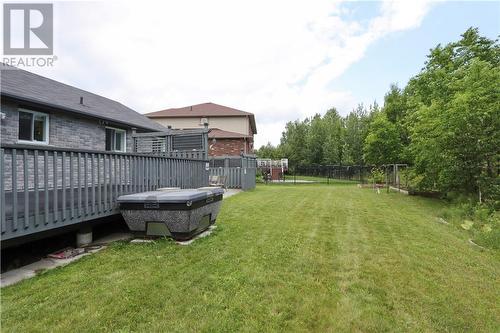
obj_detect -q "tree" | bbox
[274,27,498,203]
[278,105,378,167]
[407,28,500,199]
[343,104,370,165]
[410,59,500,197]
[306,114,326,164]
[364,113,402,166]
[382,84,412,161]
[256,142,281,159]
[280,119,309,167]
[322,108,344,164]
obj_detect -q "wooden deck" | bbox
[1,144,209,244]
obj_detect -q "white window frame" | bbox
[105,126,127,152]
[17,108,50,145]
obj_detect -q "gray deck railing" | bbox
[209,155,256,190]
[0,144,209,241]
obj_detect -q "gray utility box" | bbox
[117,187,224,240]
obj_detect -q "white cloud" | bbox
[29,0,433,147]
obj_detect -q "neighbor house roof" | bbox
[0,64,166,132]
[145,102,257,134]
[208,128,252,139]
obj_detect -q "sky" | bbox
[7,0,500,147]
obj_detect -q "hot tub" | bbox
[117,187,224,240]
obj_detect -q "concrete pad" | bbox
[1,246,105,288]
[1,269,36,287]
[271,179,315,183]
[23,258,62,272]
[176,225,217,246]
[223,189,241,199]
[389,186,409,194]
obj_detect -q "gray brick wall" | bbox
[1,101,133,152]
[49,112,105,150]
[0,101,19,144]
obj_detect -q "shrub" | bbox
[439,200,499,250]
[369,168,385,184]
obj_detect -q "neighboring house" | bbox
[0,64,166,151]
[145,102,257,156]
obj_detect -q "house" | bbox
[0,65,209,248]
[0,64,166,151]
[145,103,257,156]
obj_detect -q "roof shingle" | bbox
[145,102,257,134]
[208,128,252,139]
[0,64,166,132]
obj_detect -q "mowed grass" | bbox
[2,185,499,332]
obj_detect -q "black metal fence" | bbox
[293,165,373,183]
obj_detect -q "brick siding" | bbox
[209,138,253,157]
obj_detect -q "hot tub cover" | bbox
[117,187,224,204]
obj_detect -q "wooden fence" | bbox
[0,144,209,242]
[132,129,208,160]
[209,155,256,190]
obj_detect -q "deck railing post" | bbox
[70,152,75,219]
[62,152,66,220]
[34,150,39,226]
[77,152,82,217]
[91,153,95,214]
[12,149,18,230]
[113,154,117,205]
[0,149,5,234]
[44,151,49,224]
[23,150,29,229]
[103,154,107,211]
[84,152,89,216]
[97,154,102,213]
[119,155,123,197]
[108,154,113,210]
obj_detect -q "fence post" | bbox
[386,165,389,193]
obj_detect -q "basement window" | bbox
[18,109,49,144]
[105,127,126,152]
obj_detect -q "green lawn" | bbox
[2,185,499,332]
